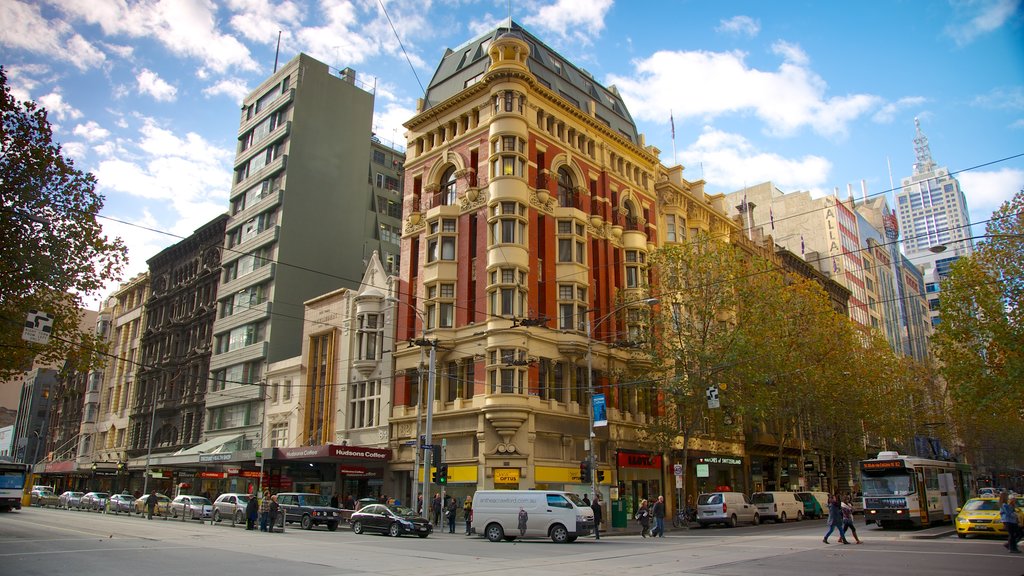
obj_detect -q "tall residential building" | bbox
[894,118,974,326]
[205,53,400,453]
[391,23,745,508]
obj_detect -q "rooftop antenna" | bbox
[507,0,513,29]
[912,117,936,176]
[273,30,282,73]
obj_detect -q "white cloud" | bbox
[770,40,809,67]
[972,87,1024,110]
[0,0,105,70]
[62,141,88,161]
[872,96,927,123]
[203,78,251,102]
[136,68,178,102]
[958,168,1024,225]
[1011,119,1024,130]
[37,91,82,122]
[373,101,419,148]
[99,41,134,59]
[227,0,303,44]
[945,0,1021,47]
[468,13,510,37]
[522,0,613,46]
[54,0,258,73]
[681,127,833,194]
[608,46,882,139]
[716,15,760,37]
[72,120,111,141]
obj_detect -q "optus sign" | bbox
[617,451,662,469]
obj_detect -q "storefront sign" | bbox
[197,471,228,479]
[493,468,520,483]
[199,453,233,463]
[536,466,611,485]
[696,464,709,478]
[617,451,662,469]
[44,460,76,473]
[274,444,391,461]
[237,470,267,479]
[698,457,742,466]
[330,445,390,460]
[592,394,607,427]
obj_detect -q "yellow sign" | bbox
[535,466,611,484]
[493,468,520,484]
[416,465,478,483]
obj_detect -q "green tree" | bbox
[0,67,127,379]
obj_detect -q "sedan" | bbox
[30,489,55,506]
[169,495,214,520]
[350,504,432,538]
[134,493,171,516]
[57,491,85,510]
[108,493,135,514]
[80,492,110,512]
[955,497,1024,539]
[212,493,253,524]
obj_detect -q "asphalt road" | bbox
[1,506,1022,576]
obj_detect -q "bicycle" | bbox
[672,507,697,528]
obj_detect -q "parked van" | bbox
[795,492,823,519]
[472,490,594,543]
[696,492,760,527]
[751,491,804,523]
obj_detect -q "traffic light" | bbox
[580,460,592,483]
[597,470,605,482]
[437,464,448,485]
[431,468,440,483]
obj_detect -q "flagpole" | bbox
[670,110,676,164]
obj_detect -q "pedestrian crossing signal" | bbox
[437,464,448,485]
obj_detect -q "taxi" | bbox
[955,497,1022,538]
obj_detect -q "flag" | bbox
[800,235,805,256]
[670,111,675,140]
[832,256,839,273]
[769,205,775,231]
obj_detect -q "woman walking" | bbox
[841,496,861,544]
[636,499,651,538]
[823,494,848,544]
[999,492,1020,553]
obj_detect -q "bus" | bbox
[0,461,29,511]
[860,451,972,529]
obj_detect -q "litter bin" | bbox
[611,499,627,528]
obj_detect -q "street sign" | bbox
[673,464,683,476]
[22,310,53,344]
[706,385,720,409]
[421,444,434,450]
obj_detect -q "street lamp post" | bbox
[585,298,658,502]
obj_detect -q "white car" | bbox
[169,495,214,520]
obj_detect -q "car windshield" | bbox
[564,493,587,507]
[236,495,251,504]
[963,499,1000,511]
[862,473,916,496]
[387,505,418,518]
[698,494,722,505]
[192,497,212,506]
[298,494,330,507]
[94,493,109,498]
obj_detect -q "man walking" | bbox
[591,494,603,540]
[145,491,158,520]
[652,495,666,537]
[432,493,442,527]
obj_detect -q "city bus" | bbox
[0,461,30,511]
[860,451,972,529]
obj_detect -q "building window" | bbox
[489,267,527,318]
[221,283,268,318]
[624,249,645,288]
[270,423,288,447]
[489,201,526,246]
[488,348,526,394]
[558,284,587,331]
[557,166,577,208]
[665,214,677,242]
[426,218,457,263]
[373,149,386,164]
[490,134,526,178]
[231,174,282,215]
[440,165,458,205]
[224,247,272,282]
[357,313,383,360]
[211,361,263,392]
[349,380,380,429]
[556,219,586,263]
[208,403,252,431]
[215,322,266,354]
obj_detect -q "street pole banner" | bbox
[592,394,607,427]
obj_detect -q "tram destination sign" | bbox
[862,460,906,471]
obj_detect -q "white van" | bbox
[751,491,804,523]
[472,490,594,543]
[696,492,760,527]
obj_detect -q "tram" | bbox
[860,451,972,528]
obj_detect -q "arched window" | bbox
[557,166,575,208]
[440,165,458,205]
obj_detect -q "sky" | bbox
[1,0,1022,311]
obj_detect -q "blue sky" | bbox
[2,0,1022,307]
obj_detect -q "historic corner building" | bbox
[390,23,749,516]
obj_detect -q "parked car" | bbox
[696,492,760,528]
[472,490,593,543]
[107,493,135,514]
[213,493,253,524]
[80,492,110,512]
[30,488,55,506]
[32,484,55,494]
[57,491,85,510]
[37,490,61,508]
[350,503,432,538]
[978,487,998,497]
[169,495,213,520]
[795,492,824,519]
[134,493,171,516]
[955,497,1024,539]
[751,491,803,523]
[276,492,342,531]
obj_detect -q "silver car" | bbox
[213,493,253,524]
[169,495,214,520]
[57,491,85,509]
[80,492,110,511]
[107,493,135,514]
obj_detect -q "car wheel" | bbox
[752,514,760,526]
[550,524,568,543]
[234,510,244,525]
[352,521,364,534]
[301,514,314,530]
[485,523,505,542]
[779,512,787,523]
[389,522,402,537]
[797,511,803,521]
[213,509,222,522]
[728,514,737,528]
[327,522,338,532]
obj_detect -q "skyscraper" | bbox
[893,118,974,327]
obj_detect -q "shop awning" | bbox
[173,434,242,456]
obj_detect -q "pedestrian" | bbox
[823,493,848,544]
[463,495,473,535]
[145,490,157,520]
[345,494,355,510]
[258,490,270,531]
[591,494,603,540]
[330,494,339,509]
[518,506,529,537]
[432,493,442,527]
[446,496,457,533]
[246,491,259,530]
[582,494,591,506]
[636,499,651,537]
[268,494,280,533]
[841,496,862,544]
[1000,492,1021,553]
[652,495,666,537]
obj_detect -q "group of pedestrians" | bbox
[244,490,279,532]
[823,493,862,544]
[635,495,667,538]
[426,493,474,534]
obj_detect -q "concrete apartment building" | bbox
[894,119,974,327]
[205,53,403,463]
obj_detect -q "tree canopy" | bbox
[0,67,127,379]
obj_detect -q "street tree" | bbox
[0,67,127,379]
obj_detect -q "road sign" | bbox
[422,444,434,450]
[673,464,683,476]
[22,310,53,344]
[706,385,720,409]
